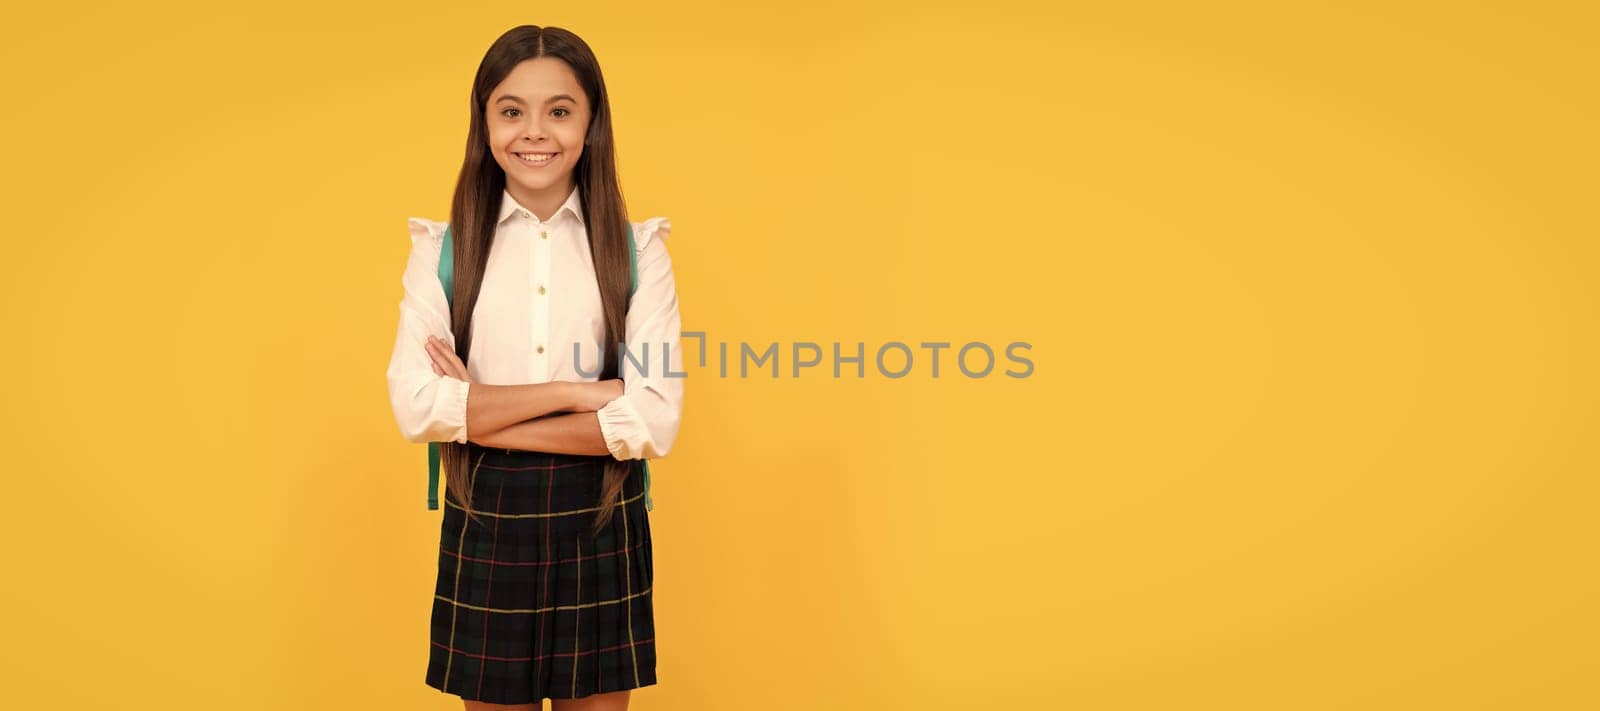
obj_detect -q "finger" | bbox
[433,347,465,381]
[446,353,470,381]
[430,349,460,381]
[427,338,451,363]
[427,336,467,381]
[431,341,461,378]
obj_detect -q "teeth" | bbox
[517,152,556,163]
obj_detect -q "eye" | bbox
[501,108,521,118]
[552,107,570,118]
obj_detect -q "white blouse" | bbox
[385,185,684,461]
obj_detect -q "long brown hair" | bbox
[439,25,636,536]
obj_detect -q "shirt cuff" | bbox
[596,395,646,460]
[444,377,470,444]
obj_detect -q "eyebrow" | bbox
[494,93,578,106]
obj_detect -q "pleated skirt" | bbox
[425,444,657,704]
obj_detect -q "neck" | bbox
[506,177,575,223]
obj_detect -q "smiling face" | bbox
[485,57,590,216]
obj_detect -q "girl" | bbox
[384,25,685,710]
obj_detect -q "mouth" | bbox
[513,151,559,167]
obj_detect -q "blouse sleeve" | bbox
[596,217,686,459]
[384,217,470,444]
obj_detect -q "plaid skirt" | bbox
[424,445,657,704]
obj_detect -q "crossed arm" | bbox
[424,335,620,456]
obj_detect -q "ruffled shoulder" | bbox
[406,217,448,246]
[628,216,672,252]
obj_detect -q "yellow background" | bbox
[3,1,1595,708]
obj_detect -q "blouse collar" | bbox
[497,184,584,227]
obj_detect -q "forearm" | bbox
[470,412,612,456]
[465,382,576,441]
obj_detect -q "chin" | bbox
[509,174,559,193]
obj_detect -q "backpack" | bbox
[427,221,653,513]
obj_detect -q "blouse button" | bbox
[519,209,531,219]
[537,284,546,295]
[536,345,545,354]
[540,231,549,239]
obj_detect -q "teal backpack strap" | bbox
[626,222,639,294]
[625,224,654,512]
[428,222,653,512]
[427,225,456,510]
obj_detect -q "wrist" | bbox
[554,381,580,412]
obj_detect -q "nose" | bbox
[520,119,549,144]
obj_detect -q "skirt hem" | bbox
[424,671,659,704]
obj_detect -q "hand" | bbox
[425,335,471,382]
[571,379,625,411]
